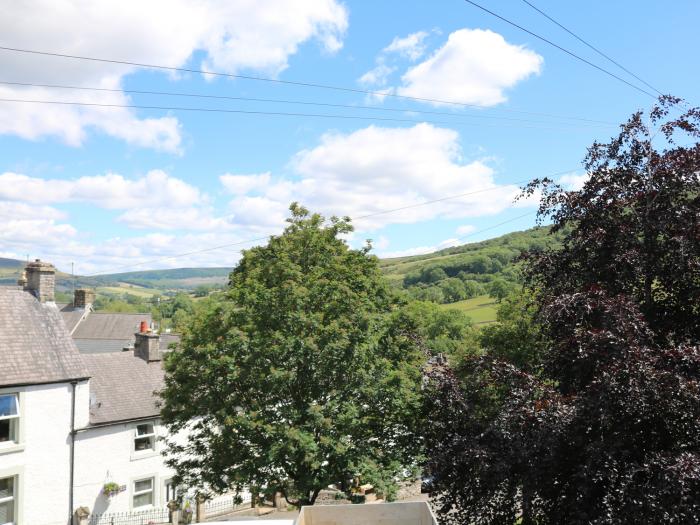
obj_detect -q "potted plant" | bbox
[181,499,194,524]
[102,482,121,497]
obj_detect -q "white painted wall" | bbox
[73,419,176,515]
[0,380,89,525]
[0,380,245,523]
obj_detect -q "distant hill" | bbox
[81,267,232,290]
[0,257,231,293]
[0,257,23,269]
[1,226,562,313]
[378,226,565,322]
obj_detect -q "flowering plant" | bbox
[102,482,121,497]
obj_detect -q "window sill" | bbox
[130,449,158,461]
[0,442,25,455]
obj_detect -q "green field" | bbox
[96,285,162,298]
[438,295,499,325]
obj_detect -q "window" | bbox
[133,478,154,508]
[0,476,15,525]
[134,423,155,452]
[164,480,179,504]
[0,395,19,445]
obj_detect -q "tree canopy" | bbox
[425,97,700,524]
[160,204,425,506]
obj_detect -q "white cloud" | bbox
[0,201,66,221]
[116,207,236,231]
[559,172,589,191]
[219,172,272,195]
[380,237,461,259]
[383,31,429,61]
[221,123,525,233]
[456,224,476,236]
[358,64,396,87]
[0,0,348,150]
[0,170,202,209]
[397,28,543,106]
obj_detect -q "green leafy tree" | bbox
[423,266,447,283]
[461,279,485,299]
[438,277,467,303]
[478,290,545,372]
[487,278,512,302]
[401,301,479,359]
[160,204,425,507]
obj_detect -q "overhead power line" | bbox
[462,0,657,99]
[520,0,663,96]
[0,80,615,127]
[0,44,612,123]
[83,169,575,276]
[0,98,613,132]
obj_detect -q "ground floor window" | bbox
[164,479,179,503]
[0,476,15,525]
[133,477,154,508]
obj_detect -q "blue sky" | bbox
[0,0,697,274]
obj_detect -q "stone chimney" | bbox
[25,259,56,303]
[74,288,95,309]
[134,323,161,362]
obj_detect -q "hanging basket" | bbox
[102,482,121,497]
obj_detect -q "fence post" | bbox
[196,494,206,523]
[73,506,90,525]
[167,500,181,525]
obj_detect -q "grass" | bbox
[96,285,162,298]
[438,294,499,325]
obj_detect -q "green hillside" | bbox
[377,226,564,324]
[1,226,561,324]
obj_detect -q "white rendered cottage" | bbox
[0,260,91,525]
[0,261,191,524]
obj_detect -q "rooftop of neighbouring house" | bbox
[58,289,180,354]
[0,263,90,387]
[2,261,179,425]
[82,350,166,424]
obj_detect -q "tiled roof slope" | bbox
[0,286,89,387]
[57,303,89,334]
[74,339,132,354]
[81,352,164,424]
[71,311,151,340]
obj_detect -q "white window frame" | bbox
[163,478,180,505]
[0,390,24,455]
[0,468,22,525]
[131,421,157,458]
[132,476,155,509]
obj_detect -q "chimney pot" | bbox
[139,320,149,333]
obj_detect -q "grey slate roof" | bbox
[159,333,181,350]
[0,286,90,387]
[81,351,165,424]
[74,339,132,354]
[57,303,89,334]
[71,311,151,340]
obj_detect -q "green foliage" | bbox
[160,204,425,507]
[462,280,485,298]
[486,278,513,302]
[388,227,564,306]
[400,301,479,360]
[478,291,545,372]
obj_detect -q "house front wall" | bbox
[73,418,177,515]
[0,380,90,525]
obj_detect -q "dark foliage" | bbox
[425,97,700,524]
